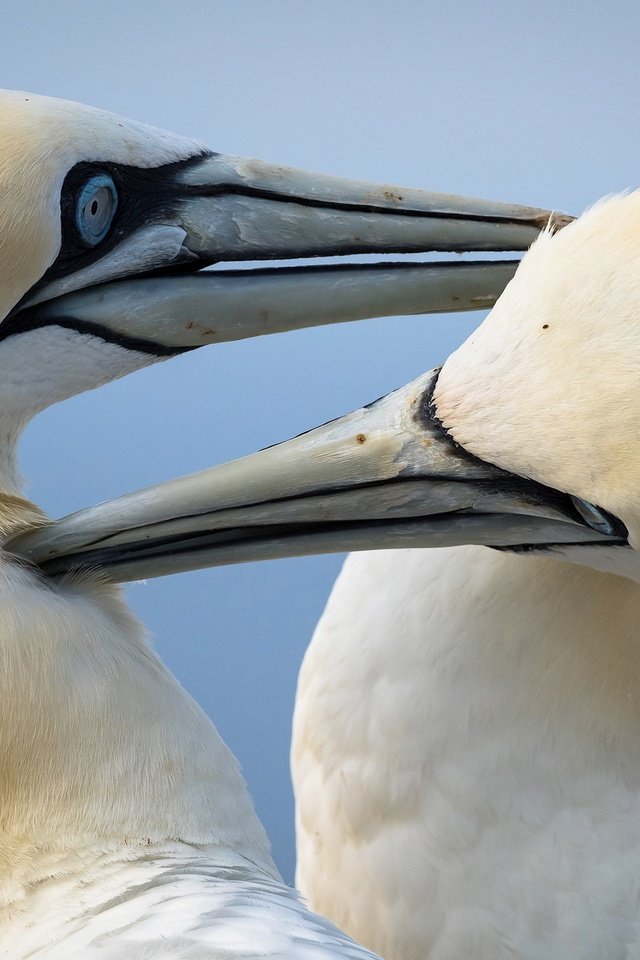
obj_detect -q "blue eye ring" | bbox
[75,174,118,246]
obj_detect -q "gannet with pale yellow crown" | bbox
[0,89,551,957]
[30,183,640,956]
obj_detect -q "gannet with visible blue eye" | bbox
[0,90,552,958]
[31,189,640,958]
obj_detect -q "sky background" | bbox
[2,0,640,881]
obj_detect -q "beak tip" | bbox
[546,211,574,233]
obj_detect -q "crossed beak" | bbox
[11,155,619,581]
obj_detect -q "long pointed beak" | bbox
[15,154,570,350]
[7,155,582,578]
[11,369,628,581]
[30,261,519,349]
[173,154,560,259]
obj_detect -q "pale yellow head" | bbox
[435,192,640,546]
[0,89,201,319]
[0,91,207,493]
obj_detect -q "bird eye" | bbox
[570,496,617,536]
[75,174,118,245]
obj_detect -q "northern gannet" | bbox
[163,198,635,960]
[0,90,550,958]
[291,198,640,960]
[25,192,640,957]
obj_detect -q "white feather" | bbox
[294,192,640,959]
[0,90,382,960]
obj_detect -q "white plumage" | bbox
[293,195,640,959]
[1,86,596,960]
[0,89,385,960]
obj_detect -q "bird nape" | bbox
[1,89,636,960]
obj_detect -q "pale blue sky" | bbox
[2,0,640,880]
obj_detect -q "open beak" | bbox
[11,369,628,581]
[13,153,569,350]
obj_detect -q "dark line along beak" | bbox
[173,153,563,259]
[10,370,627,582]
[19,153,571,350]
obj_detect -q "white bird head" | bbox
[0,90,203,319]
[19,190,639,584]
[435,193,640,550]
[0,90,204,493]
[0,89,553,504]
[7,90,615,587]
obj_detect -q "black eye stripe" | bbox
[9,152,212,315]
[54,155,211,280]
